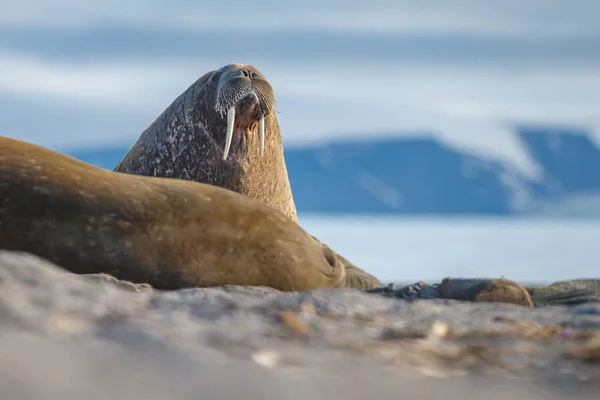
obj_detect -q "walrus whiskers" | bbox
[221,91,266,160]
[223,107,236,160]
[214,70,270,160]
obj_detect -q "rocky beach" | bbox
[1,250,599,399]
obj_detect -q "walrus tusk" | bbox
[223,107,236,160]
[259,116,265,156]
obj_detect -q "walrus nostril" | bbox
[239,69,259,79]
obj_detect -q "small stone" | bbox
[277,310,310,339]
[251,350,280,369]
[428,322,449,340]
[299,301,316,316]
[47,315,91,335]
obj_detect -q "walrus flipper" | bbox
[339,257,384,290]
[307,235,383,290]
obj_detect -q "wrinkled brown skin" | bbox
[114,63,382,290]
[0,137,346,292]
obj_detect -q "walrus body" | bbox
[115,63,383,290]
[0,137,346,291]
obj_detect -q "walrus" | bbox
[114,63,383,290]
[0,136,346,292]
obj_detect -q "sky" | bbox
[1,0,600,179]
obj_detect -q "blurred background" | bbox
[1,0,599,284]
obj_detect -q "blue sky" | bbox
[1,0,599,179]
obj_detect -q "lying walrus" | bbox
[114,63,383,290]
[0,136,346,291]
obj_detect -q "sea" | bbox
[298,214,600,286]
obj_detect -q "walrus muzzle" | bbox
[214,69,276,160]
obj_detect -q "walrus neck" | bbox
[235,124,298,222]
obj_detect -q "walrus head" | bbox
[213,64,276,160]
[114,63,298,221]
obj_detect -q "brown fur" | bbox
[0,136,346,291]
